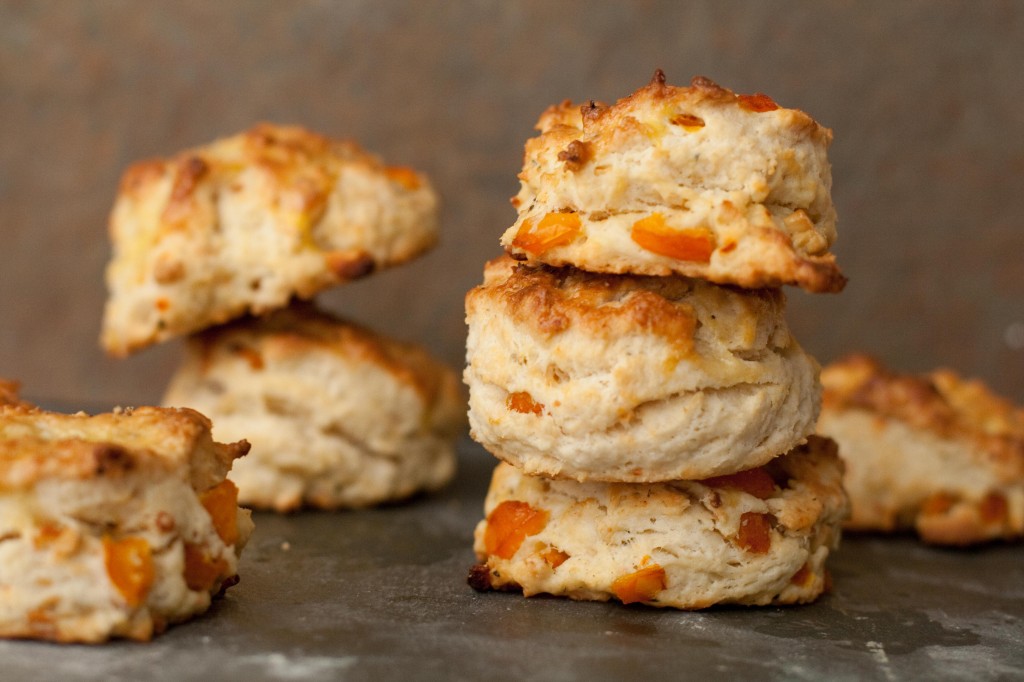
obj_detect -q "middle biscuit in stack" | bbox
[465,256,820,482]
[467,72,849,609]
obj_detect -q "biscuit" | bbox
[464,256,821,482]
[101,123,440,356]
[0,389,253,642]
[501,72,844,293]
[818,354,1024,545]
[163,303,464,511]
[469,436,848,609]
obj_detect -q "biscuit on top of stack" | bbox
[466,71,850,608]
[101,124,464,512]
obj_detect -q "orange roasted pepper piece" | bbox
[701,468,776,500]
[979,492,1008,524]
[511,212,582,255]
[790,562,813,587]
[540,546,570,569]
[670,113,705,131]
[103,536,155,608]
[611,564,667,604]
[630,213,715,263]
[484,501,550,559]
[183,542,230,592]
[921,492,955,516]
[736,513,772,554]
[200,479,240,546]
[738,93,779,112]
[33,523,64,549]
[385,166,422,190]
[507,391,544,416]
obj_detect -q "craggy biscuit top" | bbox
[821,354,1024,478]
[0,393,248,492]
[502,71,844,292]
[114,123,433,247]
[469,255,789,356]
[524,72,830,180]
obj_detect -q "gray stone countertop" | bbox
[3,441,1023,681]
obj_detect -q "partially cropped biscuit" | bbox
[501,71,844,293]
[101,123,439,356]
[163,304,464,512]
[818,354,1024,545]
[465,256,821,482]
[469,436,848,609]
[0,390,252,642]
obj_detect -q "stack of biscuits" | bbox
[466,72,851,608]
[101,123,464,512]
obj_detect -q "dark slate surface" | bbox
[3,440,1022,681]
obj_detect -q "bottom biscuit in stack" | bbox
[469,436,848,609]
[164,303,465,511]
[0,387,252,642]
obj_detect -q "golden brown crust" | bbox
[534,73,828,148]
[468,255,706,349]
[0,403,248,491]
[822,354,1024,479]
[117,124,408,231]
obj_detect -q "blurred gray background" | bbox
[1,0,1022,407]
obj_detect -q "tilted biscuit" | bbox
[501,71,844,292]
[818,354,1024,545]
[469,436,848,609]
[0,388,252,642]
[101,123,439,355]
[164,303,465,512]
[464,256,821,482]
